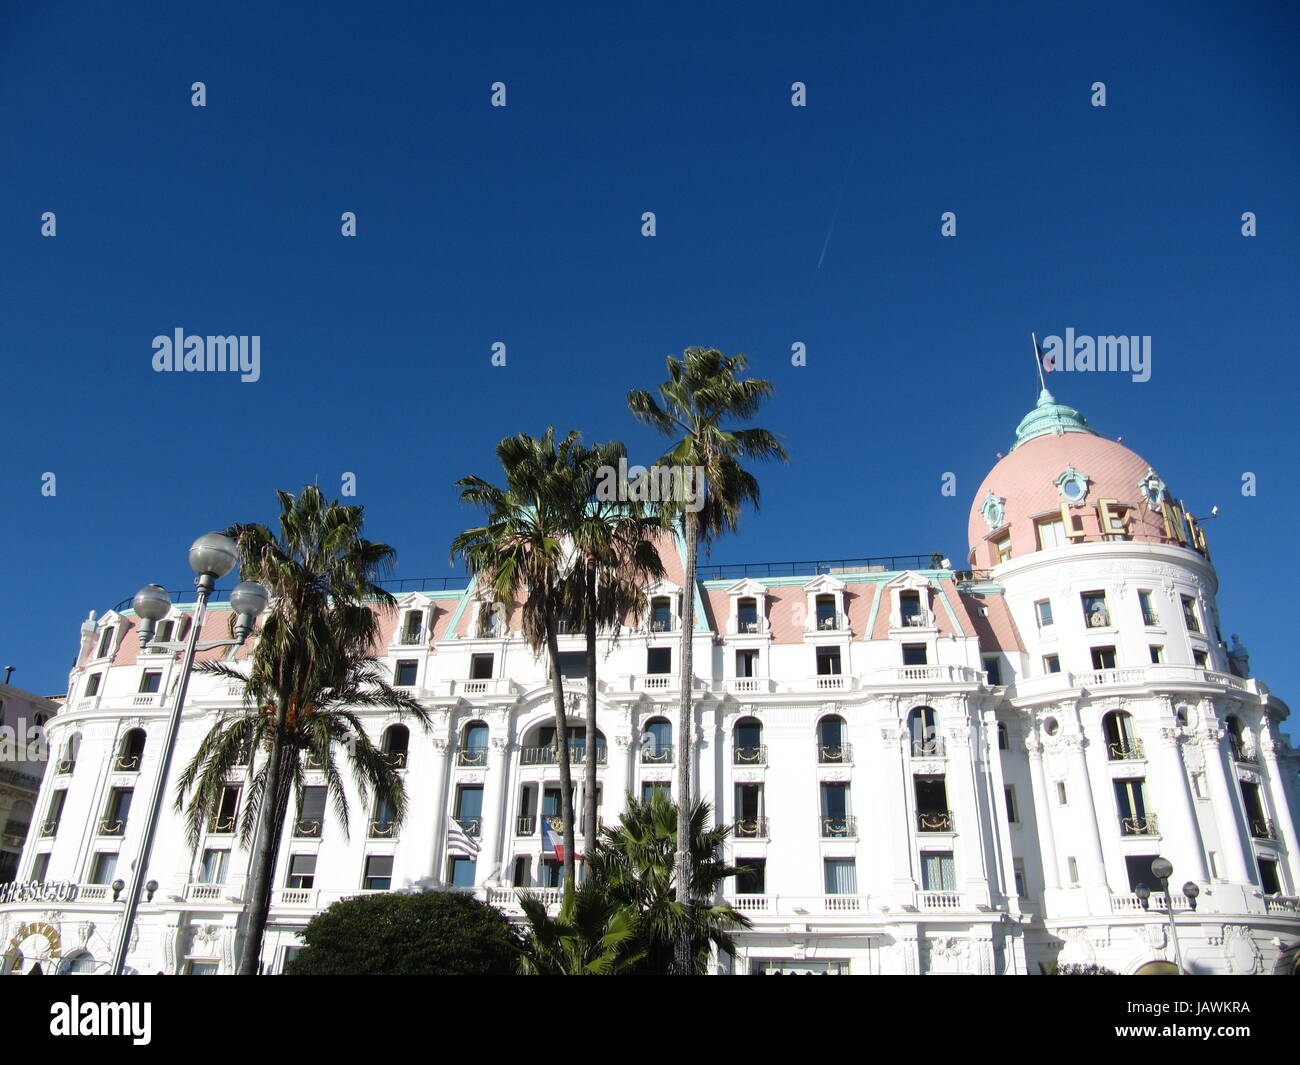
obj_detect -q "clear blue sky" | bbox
[2,2,1297,722]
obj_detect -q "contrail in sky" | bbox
[817,149,857,270]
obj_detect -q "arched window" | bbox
[733,717,764,765]
[116,728,147,772]
[1226,714,1253,762]
[382,724,410,769]
[817,715,848,763]
[641,717,672,763]
[908,707,941,756]
[63,951,98,975]
[1101,710,1142,761]
[459,721,489,766]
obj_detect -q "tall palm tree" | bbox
[452,428,584,885]
[564,440,665,867]
[515,880,645,975]
[627,347,786,972]
[583,793,751,974]
[176,485,428,975]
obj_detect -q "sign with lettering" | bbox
[0,880,79,904]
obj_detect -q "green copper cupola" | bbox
[1011,389,1098,450]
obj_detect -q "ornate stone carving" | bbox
[1222,925,1261,974]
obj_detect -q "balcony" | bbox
[397,628,426,646]
[1265,896,1300,915]
[862,665,984,687]
[732,817,769,839]
[516,815,536,836]
[518,744,607,766]
[40,818,59,838]
[114,755,141,773]
[273,887,320,908]
[369,819,398,839]
[184,883,226,903]
[1107,739,1145,761]
[812,674,849,691]
[917,810,954,833]
[634,673,675,692]
[1111,892,1193,913]
[1120,814,1160,837]
[641,744,673,765]
[726,676,770,694]
[457,746,489,767]
[817,742,852,764]
[56,759,76,775]
[812,613,848,633]
[381,750,408,770]
[648,617,679,633]
[818,815,856,838]
[911,737,945,758]
[1250,818,1277,841]
[897,610,934,629]
[455,817,482,837]
[917,891,963,910]
[723,894,868,915]
[98,818,127,837]
[733,745,767,766]
[1231,741,1259,766]
[293,818,323,839]
[207,815,236,835]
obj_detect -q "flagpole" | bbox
[1032,332,1046,393]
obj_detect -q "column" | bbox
[476,736,510,886]
[881,722,916,901]
[607,733,633,823]
[946,713,991,906]
[1200,724,1253,884]
[1260,721,1300,890]
[980,707,1016,904]
[421,737,452,885]
[1061,732,1108,887]
[1025,738,1061,890]
[1154,724,1208,882]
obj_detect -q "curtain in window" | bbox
[824,859,857,895]
[921,853,956,891]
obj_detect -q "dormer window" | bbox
[815,594,838,630]
[899,591,923,626]
[651,596,674,633]
[801,575,847,636]
[725,580,769,635]
[96,626,115,659]
[737,598,759,633]
[401,610,425,645]
[992,533,1012,565]
[644,581,684,635]
[1036,517,1068,550]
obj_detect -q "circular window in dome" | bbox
[1043,716,1060,736]
[1054,466,1090,505]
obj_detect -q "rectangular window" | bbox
[824,859,857,895]
[983,657,1002,685]
[1258,859,1282,896]
[1056,781,1068,805]
[1035,599,1054,628]
[540,858,564,888]
[815,646,842,675]
[30,852,50,883]
[735,649,759,678]
[1193,649,1208,667]
[1013,858,1026,898]
[296,786,327,838]
[1036,518,1068,550]
[1192,772,1209,800]
[555,651,590,679]
[1091,646,1117,669]
[44,790,67,835]
[901,644,927,666]
[1125,854,1160,892]
[512,856,531,887]
[394,660,417,687]
[85,673,102,697]
[139,670,162,694]
[449,856,477,888]
[1181,595,1201,633]
[1081,591,1110,628]
[1138,590,1159,626]
[993,534,1012,564]
[1067,857,1079,884]
[96,627,115,658]
[1004,786,1018,823]
[455,785,484,835]
[641,782,670,804]
[646,647,672,674]
[470,653,495,680]
[102,787,132,835]
[88,852,118,885]
[914,776,950,831]
[363,854,393,890]
[1115,778,1150,833]
[210,785,240,834]
[920,852,956,892]
[200,848,230,884]
[735,858,766,894]
[286,853,317,889]
[1043,654,1061,674]
[1149,645,1163,664]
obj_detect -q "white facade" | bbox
[4,396,1300,976]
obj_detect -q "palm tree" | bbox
[584,792,751,974]
[564,440,665,867]
[452,428,584,885]
[627,347,786,972]
[515,880,644,975]
[175,485,429,975]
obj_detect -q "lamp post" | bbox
[109,533,267,976]
[1135,855,1200,975]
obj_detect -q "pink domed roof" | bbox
[967,392,1179,565]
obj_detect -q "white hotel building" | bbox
[4,389,1299,976]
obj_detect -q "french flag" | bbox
[542,819,565,864]
[1035,334,1054,374]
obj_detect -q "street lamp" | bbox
[109,532,267,976]
[1135,855,1200,975]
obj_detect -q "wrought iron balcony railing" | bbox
[40,818,60,837]
[519,744,607,766]
[114,755,141,772]
[818,815,856,838]
[911,736,945,757]
[455,817,482,837]
[56,759,76,775]
[733,745,767,766]
[398,629,426,645]
[641,744,673,764]
[208,815,236,835]
[1120,814,1160,836]
[369,819,398,839]
[457,745,488,767]
[382,750,408,769]
[1107,739,1145,761]
[293,818,323,838]
[98,818,126,837]
[1250,818,1277,841]
[917,810,954,833]
[1231,741,1259,765]
[733,817,769,839]
[817,742,852,764]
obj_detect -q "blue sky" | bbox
[1,1,1297,716]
